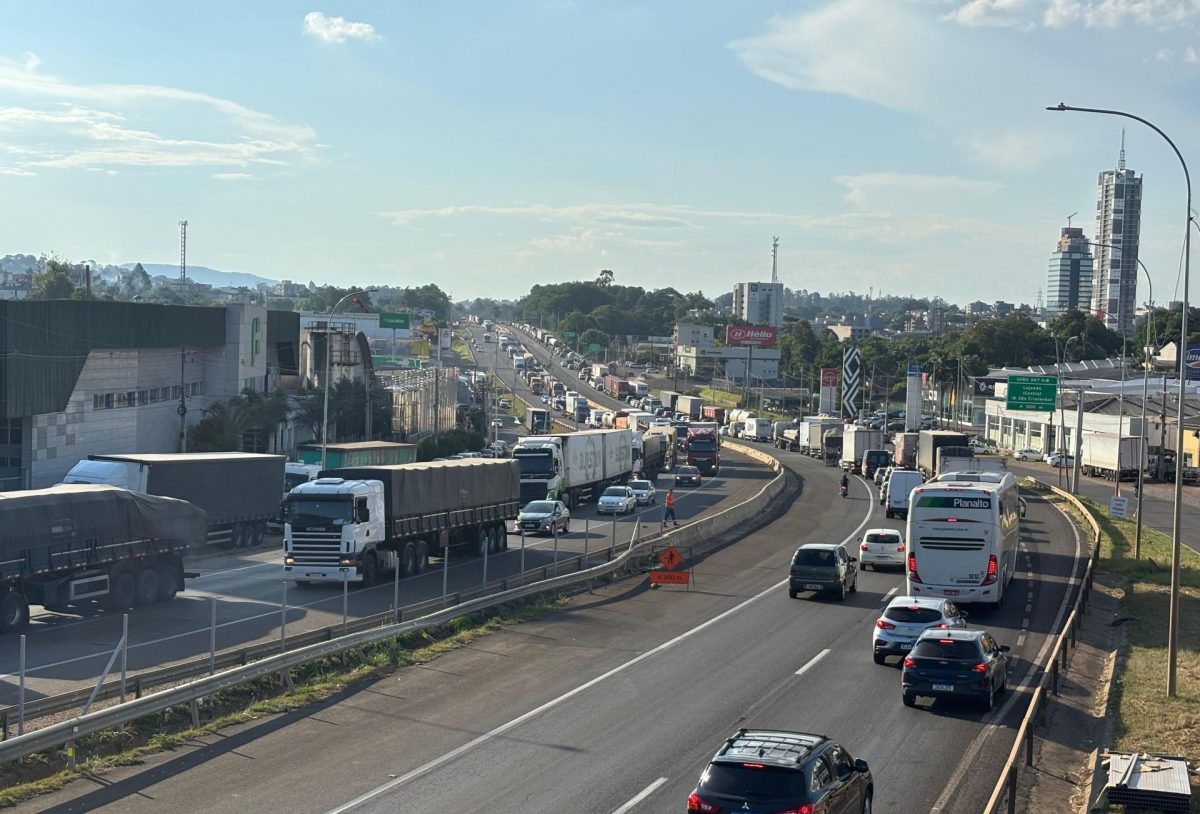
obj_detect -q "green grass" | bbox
[698,387,742,409]
[451,338,475,366]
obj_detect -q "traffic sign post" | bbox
[648,544,692,589]
[1005,374,1058,412]
[379,312,410,330]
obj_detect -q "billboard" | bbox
[819,367,838,415]
[1187,344,1200,380]
[972,377,999,397]
[905,362,922,431]
[725,325,778,348]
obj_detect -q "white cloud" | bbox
[212,172,255,181]
[303,12,381,44]
[942,0,1039,28]
[1187,45,1200,62]
[1156,47,1175,60]
[941,0,1200,28]
[378,202,698,229]
[836,172,1003,209]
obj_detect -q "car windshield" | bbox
[912,639,981,659]
[602,487,627,497]
[793,549,836,567]
[678,467,698,475]
[884,606,944,624]
[698,764,806,799]
[629,481,651,491]
[523,501,554,514]
[865,533,901,545]
[285,497,352,525]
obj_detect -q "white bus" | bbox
[905,471,1020,608]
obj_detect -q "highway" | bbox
[21,432,1084,813]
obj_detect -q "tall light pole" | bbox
[321,289,377,471]
[1048,102,1190,697]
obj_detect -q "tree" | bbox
[578,328,610,351]
[597,268,614,287]
[31,259,79,299]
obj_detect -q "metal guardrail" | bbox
[982,480,1102,814]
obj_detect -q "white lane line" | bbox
[1025,603,1033,613]
[195,560,279,579]
[882,586,899,603]
[1021,618,1030,629]
[795,648,831,677]
[1017,633,1027,646]
[611,777,668,814]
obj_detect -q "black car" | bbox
[687,729,873,814]
[675,465,701,486]
[902,629,1010,711]
[789,543,858,601]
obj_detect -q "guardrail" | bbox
[0,441,786,766]
[982,480,1102,814]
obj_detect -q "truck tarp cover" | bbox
[322,459,520,518]
[0,484,207,561]
[90,453,285,524]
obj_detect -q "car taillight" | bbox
[903,657,916,668]
[934,623,949,629]
[907,551,921,583]
[972,662,988,673]
[876,619,896,630]
[777,806,815,814]
[981,554,998,585]
[897,543,906,552]
[686,792,719,813]
[861,543,869,551]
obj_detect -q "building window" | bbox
[190,381,201,396]
[105,393,115,409]
[93,394,105,410]
[172,385,182,400]
[149,388,160,403]
[116,392,128,408]
[160,387,171,401]
[137,390,149,406]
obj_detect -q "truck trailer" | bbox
[893,432,920,469]
[741,417,774,442]
[298,442,417,469]
[65,452,285,548]
[633,432,667,480]
[527,408,551,434]
[1080,433,1146,481]
[701,405,727,424]
[0,485,206,630]
[283,459,521,584]
[805,418,842,458]
[841,426,884,472]
[676,395,704,420]
[658,390,681,412]
[511,429,633,507]
[917,431,970,478]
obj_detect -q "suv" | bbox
[687,729,873,814]
[788,543,858,601]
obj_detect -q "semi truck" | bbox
[298,442,417,469]
[283,459,521,584]
[1080,433,1146,481]
[658,390,681,413]
[676,395,704,420]
[511,429,633,507]
[841,426,884,472]
[741,417,774,442]
[527,408,551,434]
[633,432,667,480]
[701,405,727,424]
[530,376,545,396]
[822,428,843,466]
[644,424,678,470]
[0,485,207,631]
[804,418,843,457]
[64,452,285,548]
[686,422,721,474]
[604,375,631,400]
[777,426,805,451]
[893,432,920,469]
[917,431,970,478]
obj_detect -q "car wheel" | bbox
[981,682,996,712]
[862,792,873,814]
[849,575,858,593]
[837,581,847,601]
[885,510,893,519]
[788,588,798,599]
[902,692,916,707]
[873,651,886,665]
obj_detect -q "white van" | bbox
[884,469,924,520]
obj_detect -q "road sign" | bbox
[658,546,683,571]
[563,331,577,338]
[416,308,435,318]
[1005,374,1058,412]
[379,312,410,330]
[1109,495,1129,519]
[587,343,602,353]
[649,571,690,586]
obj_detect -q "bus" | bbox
[904,471,1020,608]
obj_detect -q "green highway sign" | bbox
[1005,374,1057,412]
[563,331,577,338]
[379,312,411,330]
[586,343,603,353]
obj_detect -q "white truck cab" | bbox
[283,478,389,582]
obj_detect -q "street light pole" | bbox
[1048,102,1190,696]
[321,289,377,471]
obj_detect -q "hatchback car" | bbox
[1014,448,1041,462]
[902,629,1010,710]
[788,543,858,601]
[596,485,636,515]
[872,596,966,665]
[687,729,873,814]
[873,465,893,487]
[514,500,570,536]
[1046,451,1074,468]
[858,528,905,570]
[675,465,701,486]
[628,479,657,505]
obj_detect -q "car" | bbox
[788,543,858,601]
[873,464,893,487]
[498,399,511,409]
[513,500,570,536]
[628,479,657,505]
[1014,448,1041,462]
[1047,451,1074,468]
[687,729,873,814]
[857,528,906,570]
[596,485,636,515]
[902,628,1010,710]
[478,448,496,458]
[872,596,966,665]
[675,465,701,486]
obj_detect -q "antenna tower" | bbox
[179,219,188,280]
[1036,287,1044,312]
[1118,129,1126,171]
[770,236,779,284]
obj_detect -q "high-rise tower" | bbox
[1046,226,1093,317]
[1091,135,1142,334]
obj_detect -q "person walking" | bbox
[664,488,678,527]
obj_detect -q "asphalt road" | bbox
[20,433,1084,813]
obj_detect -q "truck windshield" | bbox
[285,497,352,525]
[688,438,716,452]
[514,452,554,477]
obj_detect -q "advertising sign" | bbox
[725,325,778,348]
[972,377,999,397]
[819,367,838,414]
[438,328,452,349]
[905,361,922,431]
[1186,344,1200,380]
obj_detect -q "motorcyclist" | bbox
[840,473,849,495]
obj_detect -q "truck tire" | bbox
[232,524,248,549]
[475,528,489,558]
[496,524,509,551]
[0,590,29,632]
[106,572,136,611]
[156,561,180,602]
[362,551,380,586]
[402,542,418,576]
[251,522,266,548]
[415,541,428,573]
[135,567,160,606]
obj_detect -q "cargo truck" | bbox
[822,428,843,466]
[841,426,884,472]
[701,406,727,424]
[604,375,631,400]
[283,460,521,584]
[804,418,843,457]
[527,408,551,434]
[0,485,206,631]
[1080,433,1146,481]
[917,431,970,478]
[777,426,804,451]
[633,432,667,480]
[511,429,633,507]
[741,417,774,442]
[676,395,704,420]
[642,396,662,414]
[64,452,285,548]
[658,390,681,412]
[530,376,544,396]
[936,448,977,477]
[686,422,721,473]
[298,442,417,469]
[644,425,678,470]
[893,432,920,469]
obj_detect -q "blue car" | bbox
[902,629,1010,711]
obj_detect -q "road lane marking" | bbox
[882,586,899,603]
[611,777,668,814]
[795,648,831,677]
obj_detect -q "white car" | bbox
[498,399,511,409]
[872,595,967,665]
[490,417,503,427]
[1014,448,1041,462]
[597,485,637,514]
[874,465,893,487]
[1047,452,1074,468]
[628,479,657,505]
[858,528,906,570]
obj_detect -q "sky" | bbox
[1,1,1199,308]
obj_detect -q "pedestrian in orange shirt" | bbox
[664,489,678,527]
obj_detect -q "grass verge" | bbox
[0,595,564,808]
[698,387,741,409]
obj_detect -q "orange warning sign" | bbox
[650,571,690,585]
[658,546,683,571]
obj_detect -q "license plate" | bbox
[943,589,960,596]
[523,523,537,529]
[932,683,954,692]
[804,583,823,591]
[900,642,913,650]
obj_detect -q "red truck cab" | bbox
[686,423,721,474]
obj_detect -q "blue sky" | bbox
[1,1,1198,307]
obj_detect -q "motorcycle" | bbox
[840,482,849,499]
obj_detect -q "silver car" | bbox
[597,485,636,515]
[872,596,967,665]
[628,479,657,505]
[513,500,570,535]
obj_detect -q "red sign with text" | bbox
[820,367,838,387]
[725,325,778,348]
